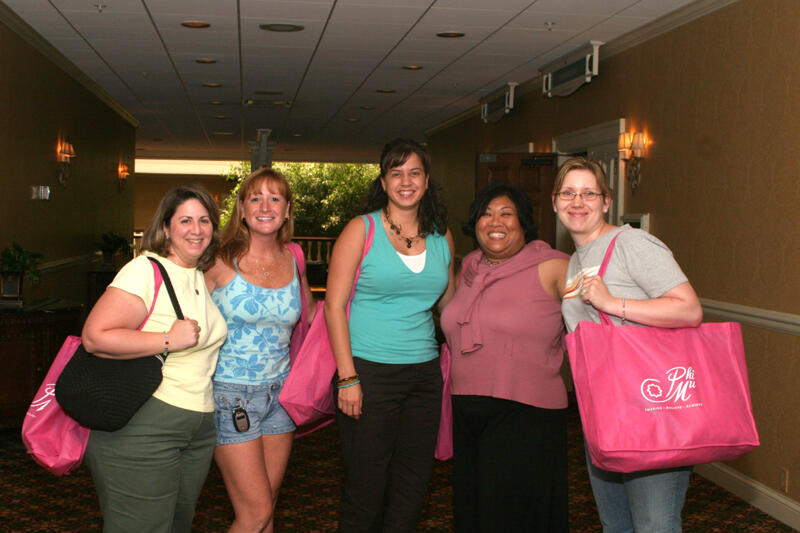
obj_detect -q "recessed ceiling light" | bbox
[214,131,233,136]
[376,88,396,94]
[195,58,216,64]
[182,21,210,29]
[436,31,465,38]
[345,117,359,123]
[360,105,375,110]
[255,90,282,96]
[209,100,224,105]
[211,115,229,119]
[270,100,292,106]
[259,23,304,32]
[293,133,302,137]
[203,82,222,88]
[244,99,255,105]
[544,21,556,31]
[403,65,422,70]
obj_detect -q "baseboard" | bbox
[695,463,800,530]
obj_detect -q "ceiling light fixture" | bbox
[195,58,216,64]
[181,21,210,28]
[403,65,422,70]
[360,105,375,110]
[259,23,304,32]
[293,133,302,137]
[203,82,222,88]
[209,100,224,105]
[436,31,465,38]
[214,131,233,136]
[345,117,359,123]
[270,100,292,107]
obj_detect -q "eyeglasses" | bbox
[556,190,603,202]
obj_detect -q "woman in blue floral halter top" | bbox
[205,168,315,532]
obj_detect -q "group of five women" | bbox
[81,138,701,532]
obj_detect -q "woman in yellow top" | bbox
[81,184,228,533]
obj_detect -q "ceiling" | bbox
[3,0,704,162]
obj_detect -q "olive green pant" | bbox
[84,396,215,533]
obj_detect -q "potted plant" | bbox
[96,232,132,266]
[0,242,43,302]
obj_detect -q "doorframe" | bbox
[551,119,626,251]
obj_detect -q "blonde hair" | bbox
[552,157,611,198]
[217,168,294,267]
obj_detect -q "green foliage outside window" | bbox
[220,161,378,237]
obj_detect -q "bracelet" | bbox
[337,380,361,390]
[336,374,359,386]
[163,332,169,357]
[621,298,627,324]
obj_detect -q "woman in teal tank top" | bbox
[326,139,456,532]
[205,168,316,533]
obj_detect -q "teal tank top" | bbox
[348,210,450,364]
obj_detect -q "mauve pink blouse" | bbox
[440,240,569,409]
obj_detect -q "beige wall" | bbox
[133,174,234,230]
[0,16,136,304]
[429,0,799,503]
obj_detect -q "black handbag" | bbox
[55,257,184,431]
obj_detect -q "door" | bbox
[476,153,557,248]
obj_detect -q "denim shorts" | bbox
[213,377,296,445]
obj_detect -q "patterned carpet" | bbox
[2,407,793,532]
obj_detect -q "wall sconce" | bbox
[57,141,76,186]
[618,132,647,192]
[117,163,130,191]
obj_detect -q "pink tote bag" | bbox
[21,336,90,476]
[280,215,375,436]
[566,234,759,473]
[434,342,453,461]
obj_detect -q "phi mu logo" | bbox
[27,384,56,417]
[640,367,696,403]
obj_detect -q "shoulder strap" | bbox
[286,242,306,277]
[597,233,622,326]
[346,214,375,316]
[147,257,185,320]
[597,233,622,278]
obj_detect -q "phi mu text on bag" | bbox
[566,233,759,473]
[21,336,90,476]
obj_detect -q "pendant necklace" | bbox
[252,255,273,278]
[383,208,425,249]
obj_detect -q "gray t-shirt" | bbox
[561,225,688,332]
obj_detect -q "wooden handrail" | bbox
[293,237,335,263]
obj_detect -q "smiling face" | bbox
[164,198,212,268]
[553,168,610,246]
[381,153,429,210]
[243,180,290,237]
[475,195,526,263]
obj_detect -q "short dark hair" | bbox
[140,184,220,270]
[361,138,448,235]
[462,182,538,246]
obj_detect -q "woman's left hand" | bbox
[580,275,616,313]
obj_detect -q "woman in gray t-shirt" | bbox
[553,157,703,533]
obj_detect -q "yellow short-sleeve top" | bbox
[109,252,227,412]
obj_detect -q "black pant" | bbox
[452,395,568,533]
[337,357,442,533]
